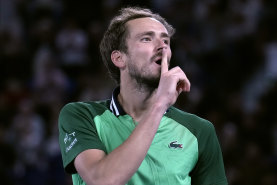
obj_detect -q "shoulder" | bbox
[58,100,111,130]
[60,100,110,116]
[58,101,109,174]
[166,106,215,137]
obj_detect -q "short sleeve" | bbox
[58,102,106,174]
[191,121,228,185]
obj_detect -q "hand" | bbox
[154,49,190,109]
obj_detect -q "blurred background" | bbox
[0,0,277,184]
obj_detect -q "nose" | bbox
[156,39,168,52]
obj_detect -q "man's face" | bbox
[123,17,172,88]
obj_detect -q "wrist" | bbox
[151,101,168,116]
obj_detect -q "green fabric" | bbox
[167,107,228,185]
[58,102,107,173]
[58,101,228,185]
[94,112,198,184]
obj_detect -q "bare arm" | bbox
[74,49,190,185]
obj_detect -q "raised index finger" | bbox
[161,49,168,74]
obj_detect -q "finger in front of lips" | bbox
[161,49,168,74]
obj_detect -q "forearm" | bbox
[81,103,166,185]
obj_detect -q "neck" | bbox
[118,79,156,122]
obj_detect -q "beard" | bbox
[127,61,160,91]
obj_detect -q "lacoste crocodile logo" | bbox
[168,141,183,149]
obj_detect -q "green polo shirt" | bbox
[58,88,228,185]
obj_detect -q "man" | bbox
[59,7,228,185]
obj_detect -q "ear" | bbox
[111,50,126,68]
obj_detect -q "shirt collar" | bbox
[110,87,126,116]
[109,86,169,116]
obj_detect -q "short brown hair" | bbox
[99,7,175,84]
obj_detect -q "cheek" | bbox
[131,47,151,61]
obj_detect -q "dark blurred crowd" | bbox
[0,0,277,185]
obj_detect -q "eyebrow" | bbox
[136,31,170,39]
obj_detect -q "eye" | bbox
[141,37,151,42]
[163,39,170,45]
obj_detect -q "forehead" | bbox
[126,17,168,37]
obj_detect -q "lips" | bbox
[152,54,162,65]
[155,58,162,65]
